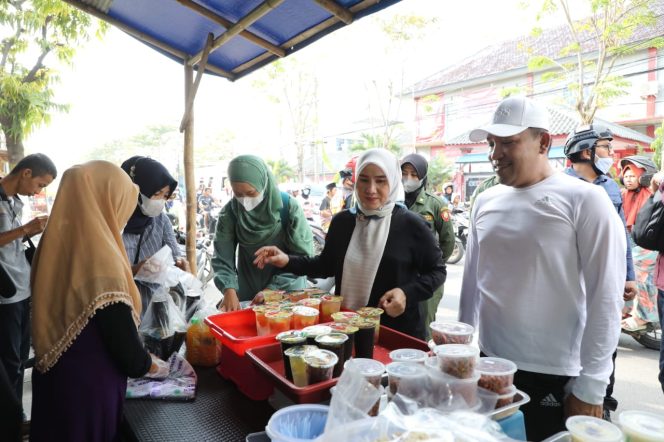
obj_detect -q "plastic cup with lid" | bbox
[476,356,517,394]
[292,305,319,330]
[315,333,348,377]
[433,344,479,379]
[344,358,386,387]
[566,415,623,442]
[430,321,475,345]
[389,348,428,365]
[619,410,664,442]
[304,349,339,384]
[284,345,318,387]
[301,324,332,346]
[385,362,427,399]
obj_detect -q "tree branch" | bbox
[23,18,53,83]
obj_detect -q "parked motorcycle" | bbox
[168,212,214,287]
[446,208,468,265]
[622,322,661,351]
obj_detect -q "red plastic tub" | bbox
[205,309,278,356]
[246,325,429,403]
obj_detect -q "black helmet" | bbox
[564,125,601,158]
[620,155,658,175]
[594,124,613,141]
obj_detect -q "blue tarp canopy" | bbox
[455,146,565,163]
[66,0,403,81]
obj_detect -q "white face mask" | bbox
[139,193,166,217]
[594,156,614,175]
[236,191,264,212]
[402,178,422,193]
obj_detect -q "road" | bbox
[439,258,664,418]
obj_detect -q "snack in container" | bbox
[494,384,517,408]
[252,305,275,336]
[433,344,479,379]
[330,311,359,323]
[430,321,474,345]
[618,410,664,442]
[284,345,317,387]
[292,305,319,329]
[344,358,385,388]
[348,317,376,359]
[319,295,343,322]
[386,362,427,399]
[297,297,322,312]
[476,356,517,394]
[266,310,293,335]
[288,291,309,303]
[426,367,480,409]
[276,330,307,382]
[389,348,428,365]
[329,322,358,362]
[315,332,349,377]
[304,349,339,384]
[356,306,384,343]
[566,415,623,442]
[301,324,332,346]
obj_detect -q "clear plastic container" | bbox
[266,310,293,335]
[330,311,359,323]
[433,344,479,379]
[429,321,475,345]
[566,415,623,442]
[253,305,274,337]
[292,306,319,330]
[297,298,321,312]
[304,349,339,385]
[319,295,343,322]
[331,384,385,417]
[494,384,517,409]
[344,358,386,387]
[619,410,664,442]
[476,357,517,393]
[389,348,428,365]
[284,345,317,387]
[385,362,427,397]
[356,307,384,343]
[315,333,348,377]
[427,367,480,408]
[265,403,329,442]
[261,289,286,303]
[301,325,332,346]
[288,291,309,303]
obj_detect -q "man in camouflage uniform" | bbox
[401,153,455,339]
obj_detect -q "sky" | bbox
[24,0,586,175]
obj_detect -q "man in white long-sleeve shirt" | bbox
[459,96,625,440]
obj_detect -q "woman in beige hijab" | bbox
[30,161,161,442]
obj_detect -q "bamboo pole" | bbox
[184,64,197,274]
[188,0,285,67]
[180,33,213,132]
[314,0,354,24]
[177,0,286,58]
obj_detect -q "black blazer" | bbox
[286,205,446,339]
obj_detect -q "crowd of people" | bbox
[0,96,662,441]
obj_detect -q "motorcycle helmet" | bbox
[564,125,600,158]
[619,155,658,175]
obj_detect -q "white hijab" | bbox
[341,149,401,310]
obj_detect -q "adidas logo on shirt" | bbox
[539,393,562,407]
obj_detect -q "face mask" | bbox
[402,178,422,193]
[594,156,614,175]
[236,191,264,212]
[139,193,166,217]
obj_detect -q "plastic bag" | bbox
[135,245,174,285]
[126,353,197,401]
[139,287,188,359]
[185,301,221,367]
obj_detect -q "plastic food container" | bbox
[292,306,319,330]
[494,384,517,409]
[265,404,328,442]
[330,384,385,417]
[619,410,664,442]
[304,349,338,385]
[566,415,623,442]
[266,310,293,335]
[344,358,386,387]
[301,325,332,346]
[476,357,517,393]
[320,296,343,322]
[331,311,359,323]
[427,367,480,408]
[389,348,428,365]
[430,321,474,345]
[385,362,427,397]
[433,344,479,379]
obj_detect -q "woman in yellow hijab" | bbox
[30,161,160,442]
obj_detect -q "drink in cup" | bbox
[276,331,307,382]
[301,325,332,346]
[304,349,338,384]
[261,289,285,303]
[349,317,376,359]
[266,310,293,335]
[314,333,348,377]
[330,311,359,324]
[292,306,319,329]
[319,296,343,322]
[297,297,321,312]
[253,305,272,336]
[284,345,317,387]
[329,322,358,362]
[288,291,309,303]
[356,307,383,343]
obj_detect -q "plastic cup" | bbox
[288,291,309,303]
[301,325,332,346]
[298,298,321,312]
[330,311,359,323]
[266,310,293,335]
[304,349,339,384]
[292,306,320,329]
[344,358,385,388]
[349,317,376,359]
[566,415,624,442]
[389,348,428,365]
[494,384,517,409]
[356,307,383,343]
[430,321,475,345]
[253,305,274,336]
[618,410,664,442]
[315,333,348,377]
[261,289,285,303]
[329,323,358,362]
[276,331,307,382]
[330,384,384,417]
[303,288,328,298]
[319,296,343,322]
[284,345,317,387]
[476,356,517,394]
[385,362,427,398]
[433,344,479,379]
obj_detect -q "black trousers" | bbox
[0,298,30,404]
[603,349,618,412]
[513,369,571,441]
[0,361,21,441]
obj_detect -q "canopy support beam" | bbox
[183,63,198,274]
[314,0,354,24]
[180,33,213,132]
[188,0,285,67]
[177,0,286,58]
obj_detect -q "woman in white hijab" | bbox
[255,148,445,339]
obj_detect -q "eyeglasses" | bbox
[595,143,613,152]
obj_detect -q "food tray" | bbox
[206,309,278,356]
[487,389,530,421]
[246,325,429,404]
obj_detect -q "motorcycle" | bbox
[168,212,214,287]
[309,219,326,256]
[622,322,661,351]
[446,208,468,265]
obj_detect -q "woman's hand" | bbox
[650,172,664,193]
[175,257,190,272]
[131,260,146,276]
[378,288,407,317]
[253,246,289,269]
[218,288,241,312]
[146,354,170,379]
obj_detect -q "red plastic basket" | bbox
[205,309,278,356]
[246,325,429,403]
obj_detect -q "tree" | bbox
[427,153,455,192]
[527,0,664,123]
[652,121,664,169]
[0,0,106,165]
[349,133,402,157]
[266,159,296,183]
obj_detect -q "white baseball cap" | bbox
[469,96,550,142]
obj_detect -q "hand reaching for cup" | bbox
[253,246,289,269]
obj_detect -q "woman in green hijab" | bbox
[212,155,313,311]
